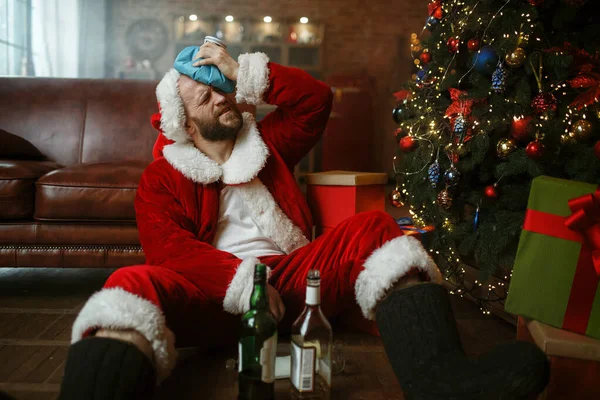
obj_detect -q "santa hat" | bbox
[155,68,189,144]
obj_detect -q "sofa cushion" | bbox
[0,160,62,220]
[35,160,147,222]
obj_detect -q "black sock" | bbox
[376,283,549,400]
[58,337,156,400]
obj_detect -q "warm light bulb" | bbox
[263,16,272,23]
[189,14,198,21]
[225,15,234,22]
[300,17,309,24]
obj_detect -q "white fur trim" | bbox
[236,53,270,105]
[224,257,266,314]
[156,68,188,143]
[163,142,222,184]
[236,178,310,254]
[355,235,443,320]
[71,287,177,382]
[162,113,269,184]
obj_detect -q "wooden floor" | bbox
[0,267,518,400]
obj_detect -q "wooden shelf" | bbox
[173,15,324,75]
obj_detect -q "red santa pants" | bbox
[72,211,439,380]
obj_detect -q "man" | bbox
[56,44,549,400]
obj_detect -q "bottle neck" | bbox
[306,284,320,306]
[250,279,268,310]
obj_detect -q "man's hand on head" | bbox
[193,42,239,82]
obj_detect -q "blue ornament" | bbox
[416,67,430,87]
[392,104,408,123]
[491,63,508,93]
[454,113,466,139]
[471,45,498,75]
[426,16,439,31]
[444,166,461,187]
[428,161,441,188]
[473,201,481,231]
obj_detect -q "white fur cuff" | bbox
[236,53,270,105]
[71,287,177,382]
[224,257,271,314]
[355,235,442,320]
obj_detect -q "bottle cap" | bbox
[307,269,320,284]
[204,36,227,49]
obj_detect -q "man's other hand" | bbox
[267,284,285,322]
[193,42,239,81]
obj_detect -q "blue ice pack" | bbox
[173,46,235,93]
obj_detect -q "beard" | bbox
[192,108,243,142]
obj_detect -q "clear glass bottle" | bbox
[290,270,333,399]
[238,263,278,400]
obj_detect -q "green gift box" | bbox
[505,176,600,340]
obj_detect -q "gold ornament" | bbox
[496,137,517,159]
[411,43,422,53]
[571,119,593,140]
[410,33,422,52]
[505,47,527,68]
[560,133,577,146]
[437,189,453,209]
[516,33,530,47]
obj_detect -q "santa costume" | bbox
[70,52,440,381]
[61,52,553,400]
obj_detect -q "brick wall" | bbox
[108,0,425,173]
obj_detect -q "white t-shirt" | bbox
[211,185,285,258]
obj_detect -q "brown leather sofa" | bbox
[0,77,160,268]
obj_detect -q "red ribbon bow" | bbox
[565,189,600,276]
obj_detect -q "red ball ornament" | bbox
[447,37,460,53]
[467,39,480,51]
[525,140,545,160]
[420,52,432,64]
[594,140,600,160]
[510,116,534,142]
[531,92,557,116]
[484,184,500,200]
[399,136,418,153]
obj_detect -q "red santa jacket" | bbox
[135,53,334,314]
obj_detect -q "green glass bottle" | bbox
[238,263,278,400]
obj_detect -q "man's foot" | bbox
[58,336,157,400]
[376,283,549,400]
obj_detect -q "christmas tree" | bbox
[392,0,600,310]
